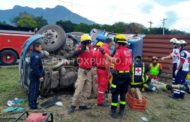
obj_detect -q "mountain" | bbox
[0,5,95,25]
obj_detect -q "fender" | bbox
[21,34,44,59]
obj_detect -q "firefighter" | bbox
[29,42,44,109]
[161,38,181,82]
[89,36,105,99]
[68,34,93,113]
[94,36,112,106]
[100,34,132,118]
[175,40,190,84]
[149,56,162,80]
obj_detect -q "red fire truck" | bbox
[0,30,34,65]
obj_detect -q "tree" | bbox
[91,24,101,30]
[101,24,113,32]
[34,16,48,28]
[12,12,48,28]
[56,20,76,32]
[112,22,126,33]
[169,29,187,35]
[12,12,37,28]
[74,23,92,33]
[126,23,145,34]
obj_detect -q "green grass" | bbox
[0,66,26,108]
[1,66,190,122]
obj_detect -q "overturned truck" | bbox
[19,25,144,97]
[19,25,83,97]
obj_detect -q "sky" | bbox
[0,0,190,32]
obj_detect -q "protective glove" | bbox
[175,70,178,76]
[99,47,105,55]
[39,77,44,82]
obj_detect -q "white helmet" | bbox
[179,40,187,45]
[169,38,178,43]
[175,40,181,45]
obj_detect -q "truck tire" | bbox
[38,25,66,52]
[0,50,18,65]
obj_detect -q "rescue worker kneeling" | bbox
[100,34,132,118]
[130,56,148,100]
[68,34,93,113]
[149,56,162,80]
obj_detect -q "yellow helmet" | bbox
[169,38,178,43]
[179,40,187,45]
[96,41,104,47]
[81,34,91,42]
[114,34,127,43]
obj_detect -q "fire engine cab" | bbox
[0,30,33,65]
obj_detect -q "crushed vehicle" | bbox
[19,25,144,97]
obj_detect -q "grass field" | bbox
[0,66,26,107]
[0,66,190,122]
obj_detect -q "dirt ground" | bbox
[1,66,190,122]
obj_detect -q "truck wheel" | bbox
[38,25,66,52]
[0,50,18,65]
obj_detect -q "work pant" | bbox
[111,72,131,111]
[89,67,97,98]
[28,73,40,109]
[172,63,177,82]
[175,70,188,84]
[150,78,167,90]
[97,68,109,105]
[71,67,91,106]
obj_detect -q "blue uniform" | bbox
[28,50,44,109]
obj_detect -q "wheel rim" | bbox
[1,52,15,64]
[43,29,59,46]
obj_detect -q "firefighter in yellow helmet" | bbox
[88,35,105,99]
[99,34,132,118]
[68,34,93,113]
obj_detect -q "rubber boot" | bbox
[118,109,126,118]
[180,90,185,99]
[68,106,76,114]
[110,109,117,118]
